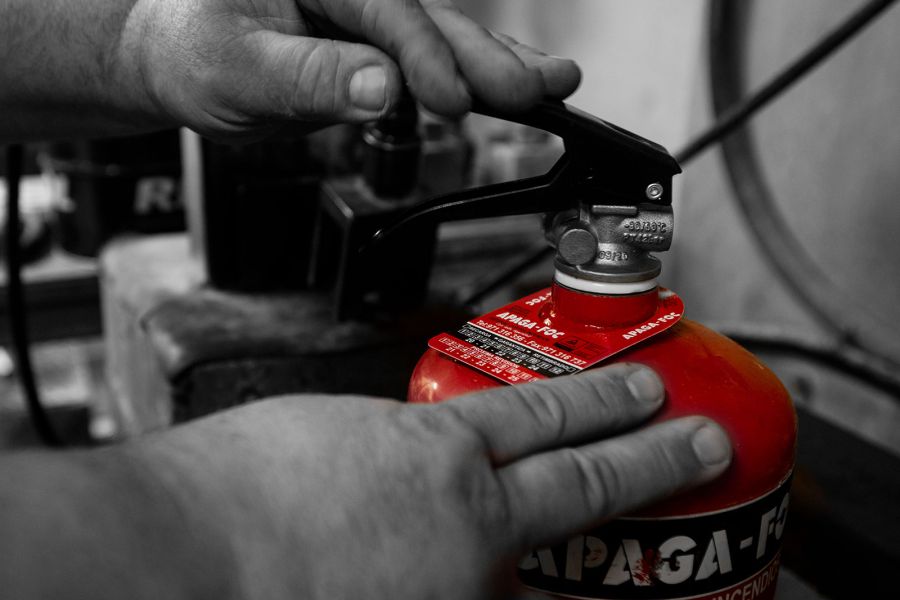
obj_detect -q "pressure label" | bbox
[441,322,579,379]
[428,288,684,385]
[519,475,792,600]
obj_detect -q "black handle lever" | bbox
[367,100,681,249]
[369,154,572,248]
[473,100,679,175]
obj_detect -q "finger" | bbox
[422,1,546,111]
[498,417,732,548]
[492,33,582,100]
[442,363,665,464]
[232,31,404,123]
[311,0,470,116]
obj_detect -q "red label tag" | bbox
[428,288,684,385]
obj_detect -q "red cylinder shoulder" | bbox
[619,319,796,515]
[408,348,501,403]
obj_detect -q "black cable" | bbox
[4,145,63,446]
[461,245,553,310]
[712,323,900,399]
[459,243,552,307]
[678,0,899,164]
[709,0,900,366]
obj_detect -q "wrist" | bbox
[0,0,176,140]
[130,410,311,600]
[106,0,178,130]
[115,438,244,599]
[0,446,240,599]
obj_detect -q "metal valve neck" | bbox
[546,190,674,295]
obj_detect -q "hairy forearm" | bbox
[0,445,239,599]
[0,0,170,141]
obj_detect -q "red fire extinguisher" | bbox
[373,101,796,600]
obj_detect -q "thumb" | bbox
[239,31,403,123]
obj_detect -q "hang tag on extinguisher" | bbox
[429,288,684,386]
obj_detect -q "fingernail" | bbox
[625,366,664,406]
[349,66,387,112]
[692,423,732,468]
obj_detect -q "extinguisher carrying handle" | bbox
[367,100,681,249]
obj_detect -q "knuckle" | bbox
[392,408,513,536]
[463,472,515,540]
[561,447,618,517]
[290,41,342,116]
[400,45,435,88]
[407,404,489,457]
[400,404,457,438]
[358,0,383,34]
[641,441,682,492]
[509,383,570,443]
[542,372,634,431]
[439,404,493,452]
[580,374,633,426]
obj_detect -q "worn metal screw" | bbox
[645,183,664,200]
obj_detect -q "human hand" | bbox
[140,363,731,600]
[118,0,580,139]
